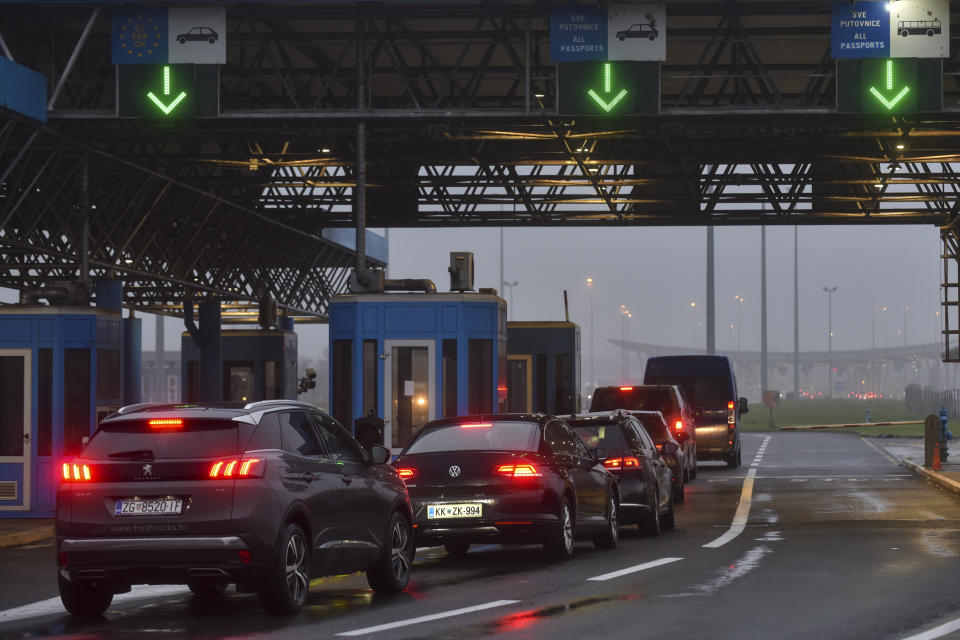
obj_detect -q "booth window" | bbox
[64,348,91,456]
[468,339,492,414]
[497,338,507,413]
[332,340,353,428]
[186,361,199,402]
[224,361,255,402]
[264,361,280,399]
[555,354,573,414]
[0,355,25,457]
[535,354,548,412]
[96,349,120,400]
[362,340,378,416]
[442,339,457,417]
[37,349,52,457]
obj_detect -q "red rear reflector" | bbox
[728,401,735,410]
[675,420,684,431]
[149,419,183,429]
[237,550,252,564]
[461,423,492,429]
[61,463,92,482]
[495,463,542,477]
[58,552,68,567]
[396,468,417,480]
[619,386,634,392]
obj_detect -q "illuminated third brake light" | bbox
[149,418,183,429]
[461,423,492,429]
[619,386,634,392]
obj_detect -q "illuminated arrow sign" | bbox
[586,63,629,112]
[868,60,910,110]
[146,65,188,115]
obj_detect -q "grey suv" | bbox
[55,400,413,616]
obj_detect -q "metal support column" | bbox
[79,155,89,283]
[706,226,716,355]
[123,311,142,405]
[354,14,367,276]
[794,226,800,395]
[154,314,165,402]
[198,299,222,402]
[761,226,768,400]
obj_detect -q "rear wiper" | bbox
[108,449,155,460]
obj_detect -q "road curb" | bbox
[900,459,960,496]
[0,526,54,549]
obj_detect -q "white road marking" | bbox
[336,600,520,637]
[900,616,960,640]
[861,436,900,466]
[703,435,771,549]
[586,557,684,582]
[0,585,189,624]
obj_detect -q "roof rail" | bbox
[243,399,318,412]
[116,402,167,415]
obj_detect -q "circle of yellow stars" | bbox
[119,16,161,57]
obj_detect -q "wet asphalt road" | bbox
[3,432,960,640]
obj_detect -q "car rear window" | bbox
[591,387,678,414]
[405,421,540,454]
[634,415,670,443]
[571,424,629,451]
[644,376,729,409]
[81,419,239,460]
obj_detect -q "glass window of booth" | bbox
[468,339,492,414]
[37,349,52,457]
[442,339,457,417]
[332,340,353,429]
[64,349,91,456]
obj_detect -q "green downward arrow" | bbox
[146,66,188,115]
[587,63,629,113]
[868,60,910,110]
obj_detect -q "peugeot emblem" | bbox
[142,464,153,476]
[448,465,462,478]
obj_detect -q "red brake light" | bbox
[495,463,542,477]
[675,420,683,431]
[619,386,634,392]
[61,462,92,482]
[239,459,262,477]
[237,550,252,564]
[209,457,264,479]
[604,457,640,471]
[396,468,417,481]
[727,401,735,410]
[622,456,640,468]
[461,423,492,429]
[149,418,183,429]
[655,444,663,452]
[603,458,622,470]
[209,461,224,478]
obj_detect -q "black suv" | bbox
[56,400,413,616]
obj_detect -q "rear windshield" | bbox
[643,376,730,409]
[81,419,239,460]
[405,421,540,455]
[571,424,628,451]
[634,415,669,443]
[591,387,678,414]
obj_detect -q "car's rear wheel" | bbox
[639,487,661,536]
[661,491,676,531]
[544,498,574,560]
[258,523,310,614]
[58,574,113,617]
[188,582,228,599]
[593,495,619,550]
[443,542,470,558]
[366,511,414,593]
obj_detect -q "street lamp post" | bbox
[502,280,519,321]
[620,305,632,380]
[824,286,837,397]
[903,306,909,347]
[586,277,595,393]
[734,295,744,352]
[690,301,697,348]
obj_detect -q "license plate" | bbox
[115,498,183,516]
[427,503,482,519]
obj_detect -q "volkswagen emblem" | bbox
[142,464,153,476]
[448,465,462,478]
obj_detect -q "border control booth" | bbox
[506,321,581,415]
[329,253,507,453]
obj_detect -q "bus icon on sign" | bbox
[898,19,941,38]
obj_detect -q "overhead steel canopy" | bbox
[0,1,958,316]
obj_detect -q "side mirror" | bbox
[593,447,609,462]
[739,397,749,415]
[370,444,390,465]
[660,442,679,455]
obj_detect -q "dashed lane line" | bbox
[900,615,960,640]
[336,600,520,637]
[703,435,772,549]
[586,557,684,582]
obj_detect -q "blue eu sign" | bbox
[111,9,169,65]
[831,1,889,59]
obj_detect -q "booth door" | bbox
[0,350,31,511]
[383,340,436,451]
[507,355,533,413]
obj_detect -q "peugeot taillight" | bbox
[61,462,92,482]
[208,457,264,478]
[396,468,417,481]
[495,462,541,477]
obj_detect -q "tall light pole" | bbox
[734,295,744,352]
[729,323,735,350]
[881,306,888,348]
[690,301,697,348]
[872,303,878,351]
[793,225,800,396]
[586,277,595,393]
[620,305,632,380]
[503,280,519,320]
[824,286,837,397]
[903,306,909,346]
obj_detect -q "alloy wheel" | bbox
[561,504,573,553]
[391,519,412,584]
[285,532,309,605]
